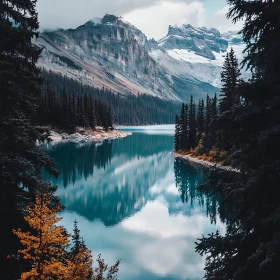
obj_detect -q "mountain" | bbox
[36,15,248,102]
[149,24,249,89]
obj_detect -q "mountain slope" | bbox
[36,15,248,102]
[37,15,177,100]
[149,24,250,89]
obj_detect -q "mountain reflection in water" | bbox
[41,128,225,280]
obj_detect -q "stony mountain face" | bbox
[36,15,248,102]
[149,24,249,90]
[37,15,178,100]
[158,24,228,60]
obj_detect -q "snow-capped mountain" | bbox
[149,24,249,89]
[36,15,248,102]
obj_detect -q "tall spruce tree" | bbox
[196,1,280,279]
[0,1,57,278]
[174,114,180,151]
[205,95,212,134]
[188,96,196,149]
[197,99,205,143]
[211,93,218,118]
[219,48,240,113]
[179,103,188,151]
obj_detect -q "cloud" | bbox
[61,196,225,279]
[123,1,205,39]
[206,5,244,32]
[36,0,196,31]
[36,1,239,38]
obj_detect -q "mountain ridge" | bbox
[36,14,247,102]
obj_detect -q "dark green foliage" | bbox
[71,220,82,256]
[219,48,241,113]
[174,115,180,151]
[174,159,204,205]
[195,1,280,279]
[188,96,197,149]
[174,101,189,151]
[205,94,212,133]
[174,95,217,153]
[41,70,181,125]
[69,221,93,279]
[197,99,205,143]
[0,1,57,278]
[180,103,188,150]
[37,82,112,132]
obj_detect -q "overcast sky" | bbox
[37,0,243,39]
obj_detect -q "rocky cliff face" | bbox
[37,15,178,100]
[36,15,248,102]
[149,24,250,89]
[158,24,228,60]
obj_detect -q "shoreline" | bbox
[172,152,240,173]
[40,126,132,144]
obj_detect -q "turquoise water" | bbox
[41,127,225,280]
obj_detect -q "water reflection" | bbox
[42,129,225,280]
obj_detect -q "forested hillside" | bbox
[41,70,181,125]
[174,1,280,279]
[0,1,119,279]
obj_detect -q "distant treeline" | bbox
[37,82,113,132]
[41,70,181,125]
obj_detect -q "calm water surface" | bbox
[41,126,225,280]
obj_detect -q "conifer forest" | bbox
[1,0,280,280]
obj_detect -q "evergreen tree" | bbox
[205,95,212,133]
[179,103,188,151]
[41,70,181,126]
[69,221,93,280]
[219,48,240,113]
[197,99,205,143]
[174,114,180,151]
[0,1,57,277]
[211,93,218,118]
[71,220,81,256]
[188,96,196,149]
[196,1,280,279]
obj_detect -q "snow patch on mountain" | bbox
[150,25,250,88]
[36,17,249,101]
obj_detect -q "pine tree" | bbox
[219,48,240,113]
[196,1,280,279]
[211,94,218,118]
[71,220,81,256]
[188,96,196,149]
[205,95,212,133]
[68,221,93,280]
[0,1,57,277]
[174,114,180,151]
[179,103,188,151]
[229,48,241,103]
[197,99,205,144]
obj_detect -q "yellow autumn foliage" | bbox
[13,194,70,280]
[12,193,120,280]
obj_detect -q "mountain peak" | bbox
[158,23,228,60]
[167,23,220,38]
[101,14,120,24]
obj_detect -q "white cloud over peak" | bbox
[123,1,205,39]
[37,0,241,38]
[206,5,244,32]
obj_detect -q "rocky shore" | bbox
[172,152,240,173]
[40,127,132,144]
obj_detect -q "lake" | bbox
[41,126,225,280]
